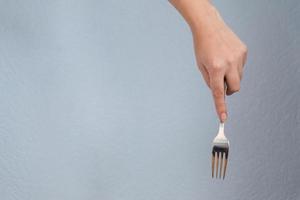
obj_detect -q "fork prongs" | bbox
[212,151,215,178]
[219,152,223,178]
[215,152,219,178]
[212,149,228,179]
[223,153,228,179]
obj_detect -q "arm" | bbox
[169,0,247,122]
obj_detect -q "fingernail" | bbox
[221,113,227,122]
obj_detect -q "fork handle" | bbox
[218,123,225,137]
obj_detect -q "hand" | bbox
[170,0,248,122]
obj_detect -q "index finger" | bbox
[210,73,227,122]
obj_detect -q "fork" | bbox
[211,123,229,179]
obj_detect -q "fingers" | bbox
[202,44,247,122]
[225,70,240,96]
[209,71,227,122]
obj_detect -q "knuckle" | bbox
[241,45,248,55]
[230,84,240,93]
[209,59,224,73]
[233,86,240,92]
[227,55,236,66]
[212,88,224,98]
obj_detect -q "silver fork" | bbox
[211,123,229,179]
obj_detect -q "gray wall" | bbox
[0,0,299,199]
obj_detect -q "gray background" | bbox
[0,0,299,199]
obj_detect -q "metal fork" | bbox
[211,123,229,179]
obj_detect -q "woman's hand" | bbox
[170,0,248,122]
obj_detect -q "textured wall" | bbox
[0,0,299,200]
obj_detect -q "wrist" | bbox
[189,4,220,35]
[170,0,219,34]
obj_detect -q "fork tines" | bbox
[212,144,229,179]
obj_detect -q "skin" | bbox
[169,0,248,122]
